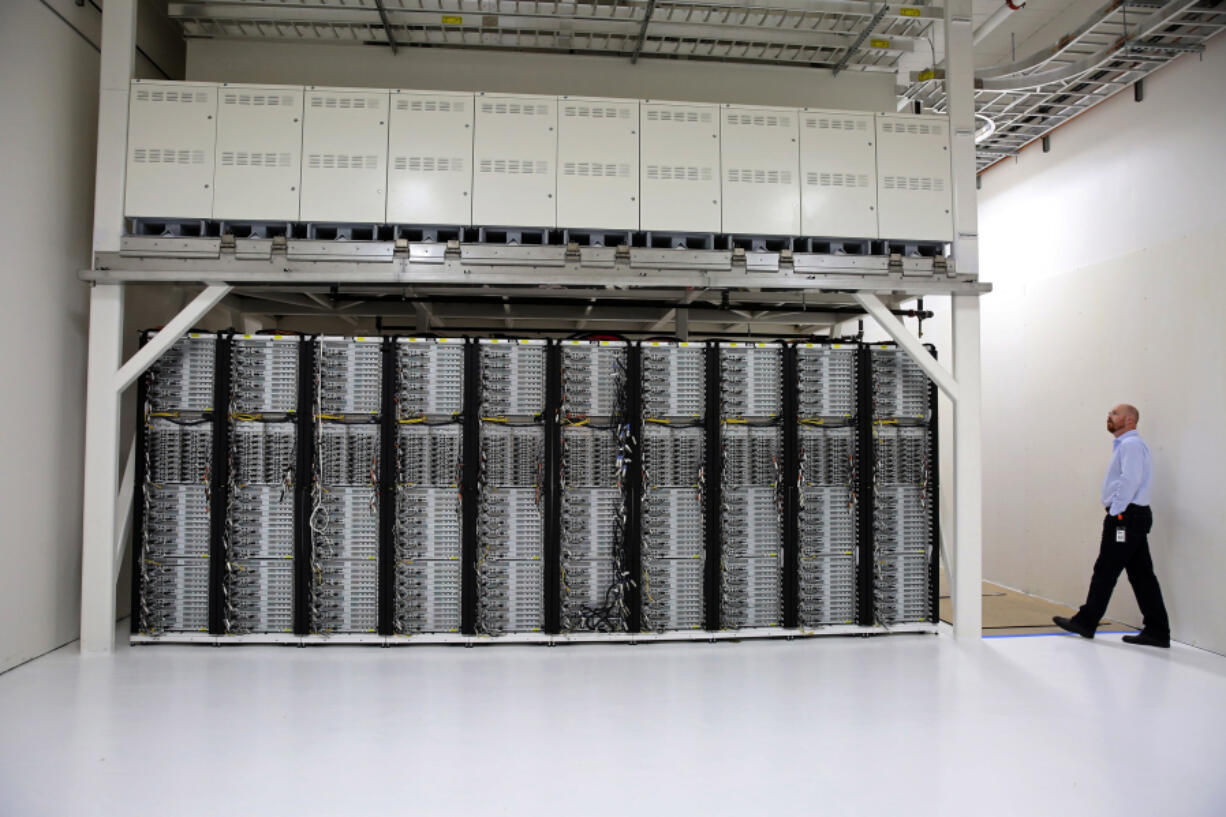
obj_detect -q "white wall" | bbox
[0,0,187,673]
[187,40,896,113]
[977,33,1226,653]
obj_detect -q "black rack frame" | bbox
[207,335,231,635]
[781,343,800,629]
[293,336,315,635]
[377,339,396,636]
[460,339,480,635]
[703,342,721,632]
[856,343,876,626]
[543,341,562,635]
[624,344,643,634]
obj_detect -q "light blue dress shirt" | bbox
[1101,429,1152,516]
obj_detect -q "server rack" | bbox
[391,338,467,635]
[223,333,299,634]
[717,342,785,629]
[794,341,863,627]
[475,339,548,634]
[868,343,939,625]
[309,336,383,633]
[135,331,218,635]
[557,340,631,632]
[639,341,707,632]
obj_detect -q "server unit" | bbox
[472,94,557,228]
[639,102,721,233]
[125,81,218,219]
[558,341,630,632]
[299,87,389,223]
[720,106,800,236]
[212,85,304,221]
[476,340,547,634]
[393,338,466,634]
[795,342,861,627]
[798,109,878,239]
[137,332,217,634]
[387,91,474,226]
[870,345,937,625]
[875,114,953,242]
[224,334,300,634]
[718,343,784,629]
[310,337,382,633]
[557,97,640,232]
[640,342,707,631]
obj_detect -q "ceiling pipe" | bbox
[974,0,1025,47]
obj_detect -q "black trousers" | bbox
[1073,504,1170,638]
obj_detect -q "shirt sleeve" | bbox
[1108,443,1144,516]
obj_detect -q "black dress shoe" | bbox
[1122,632,1170,648]
[1053,616,1095,639]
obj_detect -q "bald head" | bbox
[1107,404,1139,437]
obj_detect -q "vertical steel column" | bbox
[946,0,984,642]
[208,337,232,635]
[293,337,315,635]
[80,0,136,655]
[951,297,983,640]
[129,337,149,635]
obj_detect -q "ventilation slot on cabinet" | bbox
[220,152,293,168]
[805,117,867,131]
[397,99,464,112]
[309,96,375,110]
[882,175,945,192]
[562,105,631,119]
[726,169,793,185]
[478,159,550,175]
[137,89,209,104]
[881,121,944,137]
[806,172,870,188]
[306,154,379,170]
[645,109,712,124]
[479,102,550,116]
[222,93,294,107]
[562,162,631,178]
[133,148,206,165]
[726,113,792,128]
[393,156,467,172]
[645,165,714,182]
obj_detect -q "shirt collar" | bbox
[1113,429,1139,449]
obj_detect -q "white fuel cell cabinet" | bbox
[874,114,953,242]
[212,84,304,221]
[799,109,879,239]
[125,81,218,219]
[387,90,474,226]
[299,87,389,223]
[640,102,721,233]
[473,93,557,227]
[720,105,800,236]
[556,96,639,231]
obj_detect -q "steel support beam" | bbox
[81,0,136,655]
[114,439,136,577]
[853,293,959,401]
[951,294,983,642]
[113,285,233,393]
[81,286,126,654]
[946,0,983,642]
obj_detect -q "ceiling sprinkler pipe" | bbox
[974,1,1025,47]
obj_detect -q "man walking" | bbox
[1053,404,1171,647]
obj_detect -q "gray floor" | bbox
[3,625,1225,816]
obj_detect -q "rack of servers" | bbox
[133,334,938,643]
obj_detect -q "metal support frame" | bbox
[80,0,990,652]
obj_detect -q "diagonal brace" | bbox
[113,284,231,394]
[854,292,960,401]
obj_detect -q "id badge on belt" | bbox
[1115,527,1126,543]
